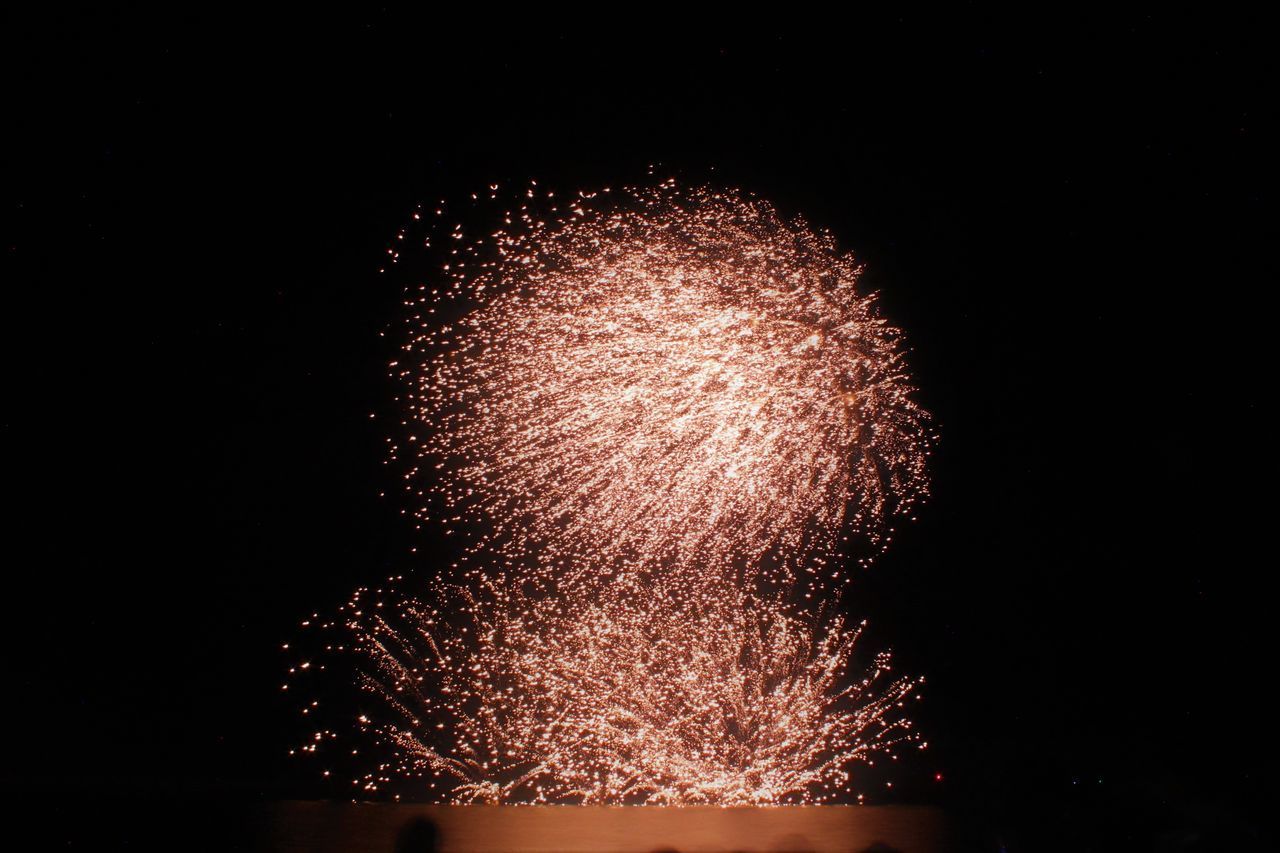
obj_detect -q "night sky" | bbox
[4,10,1272,850]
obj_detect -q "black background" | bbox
[4,9,1272,850]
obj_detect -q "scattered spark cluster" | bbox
[288,179,934,805]
[397,181,932,589]
[289,575,923,804]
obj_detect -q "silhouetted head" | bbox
[394,817,438,853]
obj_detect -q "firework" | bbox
[289,574,923,805]
[396,182,932,590]
[288,180,933,806]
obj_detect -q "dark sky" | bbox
[4,9,1272,849]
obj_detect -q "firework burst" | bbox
[396,181,932,590]
[288,575,923,805]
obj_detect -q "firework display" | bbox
[289,180,932,804]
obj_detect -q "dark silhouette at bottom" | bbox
[394,817,438,853]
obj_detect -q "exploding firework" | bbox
[287,574,923,805]
[287,179,934,806]
[395,181,932,590]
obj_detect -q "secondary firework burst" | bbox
[395,180,932,591]
[287,574,924,805]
